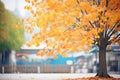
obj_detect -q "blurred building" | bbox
[89,44,120,73]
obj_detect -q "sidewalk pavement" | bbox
[0,73,120,80]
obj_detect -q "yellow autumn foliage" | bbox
[24,0,120,57]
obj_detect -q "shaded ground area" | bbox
[0,73,120,80]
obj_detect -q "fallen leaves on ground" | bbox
[64,76,120,80]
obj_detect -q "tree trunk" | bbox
[2,50,10,65]
[2,50,17,73]
[2,50,11,73]
[96,43,110,78]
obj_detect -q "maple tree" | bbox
[24,0,120,78]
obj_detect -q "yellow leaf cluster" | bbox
[24,0,120,57]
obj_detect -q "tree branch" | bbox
[114,33,120,40]
[106,0,109,7]
[81,10,95,28]
[94,20,100,28]
[77,0,80,4]
[104,24,108,38]
[89,21,94,28]
[93,38,100,46]
[107,21,120,36]
[107,30,117,40]
[108,33,120,45]
[115,38,120,43]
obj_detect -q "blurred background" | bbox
[0,0,120,74]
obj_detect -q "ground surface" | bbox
[0,73,120,80]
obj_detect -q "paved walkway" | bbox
[0,73,120,80]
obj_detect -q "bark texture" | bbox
[96,36,110,78]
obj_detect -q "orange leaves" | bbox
[24,0,120,57]
[106,10,120,26]
[24,5,32,11]
[108,0,120,9]
[33,0,37,3]
[64,76,119,80]
[37,51,44,57]
[47,49,54,56]
[107,46,112,50]
[47,0,60,10]
[25,26,34,34]
[118,41,120,46]
[26,41,32,47]
[111,40,116,44]
[63,0,77,10]
[78,1,89,10]
[32,0,37,5]
[25,0,30,3]
[116,26,120,31]
[62,53,68,58]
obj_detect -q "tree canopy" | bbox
[0,1,25,52]
[24,0,120,57]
